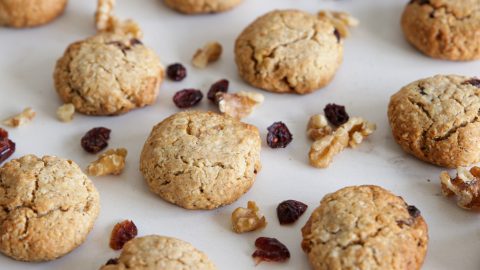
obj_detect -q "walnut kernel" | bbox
[95,0,142,38]
[56,103,75,122]
[231,201,267,233]
[307,114,332,140]
[318,11,359,38]
[217,91,264,120]
[192,42,222,69]
[87,148,127,176]
[3,107,36,127]
[440,167,480,210]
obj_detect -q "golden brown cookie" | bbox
[0,0,67,28]
[235,9,343,94]
[0,155,100,262]
[388,75,480,168]
[100,235,217,270]
[139,111,261,210]
[54,33,164,116]
[302,185,428,270]
[164,0,243,14]
[401,0,480,61]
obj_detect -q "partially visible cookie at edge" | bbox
[164,0,243,14]
[301,185,428,270]
[0,0,67,28]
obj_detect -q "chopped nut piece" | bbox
[3,107,36,127]
[440,167,480,210]
[231,201,267,233]
[95,0,143,38]
[217,91,264,120]
[318,10,359,38]
[192,42,222,69]
[87,148,127,176]
[308,117,376,168]
[56,103,75,122]
[307,114,332,140]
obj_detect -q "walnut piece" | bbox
[440,167,480,210]
[95,0,142,38]
[217,91,264,120]
[309,116,376,168]
[307,114,332,140]
[3,107,36,127]
[318,10,359,38]
[231,201,267,233]
[56,103,75,122]
[192,42,222,69]
[87,148,127,176]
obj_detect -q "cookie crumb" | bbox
[317,10,359,38]
[56,103,75,122]
[217,91,264,120]
[3,107,36,127]
[440,167,480,210]
[87,148,127,176]
[231,201,267,233]
[192,42,222,69]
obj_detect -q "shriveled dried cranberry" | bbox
[109,220,138,250]
[173,89,203,108]
[464,78,480,88]
[324,103,349,126]
[407,205,421,218]
[333,29,341,43]
[252,237,290,264]
[0,128,15,165]
[207,79,229,102]
[167,63,187,81]
[277,200,308,225]
[267,122,293,148]
[81,127,111,154]
[105,258,119,265]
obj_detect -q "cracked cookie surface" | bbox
[388,75,480,168]
[100,235,217,270]
[164,0,242,14]
[235,9,343,94]
[301,185,428,270]
[0,155,100,262]
[140,111,261,210]
[401,0,480,61]
[0,0,67,28]
[54,33,164,116]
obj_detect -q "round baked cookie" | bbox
[235,9,343,94]
[0,0,67,28]
[54,33,164,116]
[164,0,242,14]
[301,185,428,270]
[100,235,217,270]
[401,0,480,61]
[388,75,480,168]
[0,155,100,262]
[140,111,261,210]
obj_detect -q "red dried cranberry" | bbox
[277,200,308,225]
[333,29,341,43]
[407,205,421,218]
[173,89,203,108]
[464,78,480,88]
[324,103,349,126]
[105,258,119,265]
[81,127,111,154]
[109,220,138,250]
[266,122,293,148]
[0,128,7,139]
[207,79,229,102]
[0,128,15,165]
[252,237,290,264]
[167,63,187,81]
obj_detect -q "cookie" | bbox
[388,75,480,168]
[54,33,164,116]
[164,0,243,14]
[235,9,343,94]
[301,185,428,270]
[140,111,261,210]
[100,235,217,270]
[401,0,480,61]
[0,155,100,262]
[0,0,67,28]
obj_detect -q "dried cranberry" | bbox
[407,205,421,218]
[0,128,15,165]
[464,78,480,88]
[0,128,7,139]
[81,127,111,154]
[277,200,308,225]
[333,29,341,43]
[252,237,290,264]
[266,122,293,148]
[207,79,229,102]
[167,63,187,81]
[109,220,138,250]
[105,258,119,265]
[324,103,349,126]
[173,89,203,108]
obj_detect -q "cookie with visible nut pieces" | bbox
[301,185,428,270]
[164,0,243,14]
[0,155,100,262]
[0,0,67,28]
[139,111,261,210]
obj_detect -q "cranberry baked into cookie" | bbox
[0,0,67,28]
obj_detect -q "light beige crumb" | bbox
[87,148,127,176]
[3,107,36,127]
[217,91,264,120]
[231,201,267,233]
[192,42,222,68]
[56,103,75,122]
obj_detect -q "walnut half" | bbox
[192,42,222,69]
[217,91,264,120]
[440,167,480,210]
[231,201,267,233]
[87,148,128,176]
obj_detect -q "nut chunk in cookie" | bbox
[388,75,480,168]
[140,111,261,210]
[53,0,164,116]
[301,185,428,270]
[0,155,100,262]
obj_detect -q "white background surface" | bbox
[1,0,480,269]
